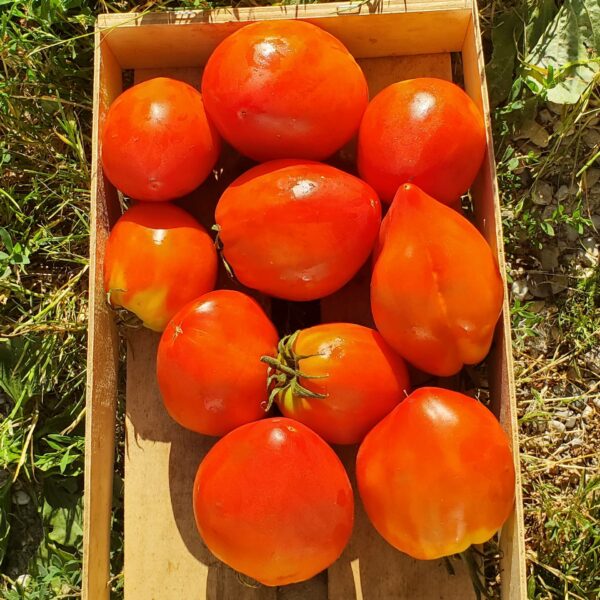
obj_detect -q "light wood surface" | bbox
[82,30,123,600]
[84,2,527,598]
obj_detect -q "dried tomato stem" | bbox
[211,223,236,279]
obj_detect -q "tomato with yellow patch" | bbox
[371,183,504,376]
[266,323,410,444]
[103,203,217,331]
[356,387,515,560]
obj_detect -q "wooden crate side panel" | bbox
[461,14,527,600]
[98,3,471,69]
[82,32,123,600]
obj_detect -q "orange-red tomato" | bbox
[157,290,278,436]
[102,77,220,201]
[215,160,381,301]
[356,387,515,560]
[371,184,503,376]
[267,323,410,444]
[201,20,368,161]
[358,78,486,204]
[193,417,354,585]
[103,203,217,331]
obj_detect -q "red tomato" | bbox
[157,290,278,436]
[358,78,486,204]
[102,77,220,201]
[215,160,381,301]
[103,203,217,332]
[356,387,515,560]
[371,184,503,376]
[266,323,410,444]
[201,20,368,161]
[193,417,354,585]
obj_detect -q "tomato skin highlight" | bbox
[201,20,368,161]
[157,290,278,436]
[356,387,515,560]
[371,184,504,376]
[358,78,486,204]
[216,160,381,301]
[193,417,354,585]
[103,203,217,332]
[271,323,410,445]
[102,77,220,202]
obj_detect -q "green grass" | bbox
[1,0,599,599]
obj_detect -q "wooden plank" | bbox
[461,13,527,600]
[322,52,475,600]
[97,1,472,69]
[82,31,123,600]
[124,329,210,600]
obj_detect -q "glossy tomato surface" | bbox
[201,20,368,161]
[216,160,381,301]
[356,387,515,560]
[157,290,278,436]
[371,184,503,376]
[193,417,354,585]
[102,77,220,201]
[358,78,486,204]
[103,203,217,331]
[271,323,410,444]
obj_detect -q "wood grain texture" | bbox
[461,13,527,600]
[97,1,471,69]
[82,31,123,600]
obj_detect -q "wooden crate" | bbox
[84,2,527,598]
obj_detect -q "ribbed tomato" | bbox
[356,387,515,560]
[193,417,354,585]
[358,78,486,204]
[157,290,278,436]
[265,323,410,444]
[215,160,381,301]
[103,203,217,332]
[102,77,220,201]
[371,184,503,376]
[201,20,368,161]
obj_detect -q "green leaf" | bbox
[0,228,13,253]
[487,10,523,108]
[525,0,559,53]
[524,0,600,104]
[0,340,29,403]
[43,497,83,548]
[541,221,556,236]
